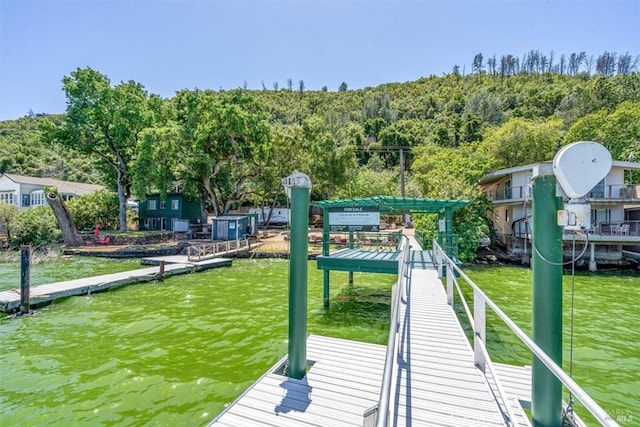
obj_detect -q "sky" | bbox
[0,0,639,121]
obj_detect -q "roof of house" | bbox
[478,160,640,185]
[1,173,105,196]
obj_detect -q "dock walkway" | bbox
[0,257,232,313]
[210,239,531,426]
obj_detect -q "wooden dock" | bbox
[209,334,387,427]
[140,256,232,272]
[210,246,532,426]
[0,256,233,313]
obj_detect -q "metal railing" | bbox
[513,220,640,238]
[363,236,411,427]
[432,239,620,427]
[487,184,640,202]
[186,238,250,261]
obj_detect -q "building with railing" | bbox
[478,160,640,270]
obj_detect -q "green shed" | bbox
[212,215,250,240]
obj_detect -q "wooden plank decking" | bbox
[0,256,233,312]
[210,242,534,426]
[210,334,387,427]
[392,266,508,426]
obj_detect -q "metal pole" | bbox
[20,245,31,314]
[288,184,310,380]
[348,231,354,284]
[531,166,563,427]
[323,207,330,308]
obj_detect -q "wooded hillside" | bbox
[2,53,639,258]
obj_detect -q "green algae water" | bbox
[465,266,639,426]
[0,257,143,292]
[1,259,637,426]
[0,259,393,426]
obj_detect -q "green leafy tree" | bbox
[464,90,503,125]
[67,190,120,231]
[136,89,271,217]
[0,202,17,241]
[41,67,153,231]
[301,115,357,199]
[480,117,562,169]
[564,101,640,160]
[10,206,61,248]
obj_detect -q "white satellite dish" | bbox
[553,141,612,199]
[282,172,312,199]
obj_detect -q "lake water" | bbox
[0,259,637,426]
[0,258,393,426]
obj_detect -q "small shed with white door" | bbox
[212,216,250,241]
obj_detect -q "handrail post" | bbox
[446,261,453,306]
[473,289,486,372]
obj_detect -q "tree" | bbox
[564,101,640,160]
[46,188,84,246]
[67,189,120,231]
[0,202,17,242]
[338,82,348,92]
[479,117,562,169]
[136,89,271,217]
[41,67,152,231]
[464,90,503,125]
[472,53,484,75]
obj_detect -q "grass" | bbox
[0,245,62,265]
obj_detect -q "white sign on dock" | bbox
[329,207,380,232]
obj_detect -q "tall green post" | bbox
[322,207,330,307]
[531,165,563,427]
[286,173,311,380]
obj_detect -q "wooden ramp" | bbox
[0,264,192,312]
[393,267,508,426]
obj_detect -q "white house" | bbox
[0,173,104,210]
[478,160,640,270]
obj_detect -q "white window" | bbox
[30,192,46,206]
[0,192,15,205]
[171,199,179,210]
[148,200,157,210]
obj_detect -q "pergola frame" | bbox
[313,196,470,307]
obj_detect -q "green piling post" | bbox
[531,166,563,427]
[322,207,330,307]
[287,175,311,380]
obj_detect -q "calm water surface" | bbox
[0,257,143,291]
[465,266,639,426]
[0,258,393,426]
[0,259,637,426]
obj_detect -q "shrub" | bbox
[67,190,119,231]
[10,205,61,248]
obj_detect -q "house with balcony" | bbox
[0,173,104,210]
[478,160,640,270]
